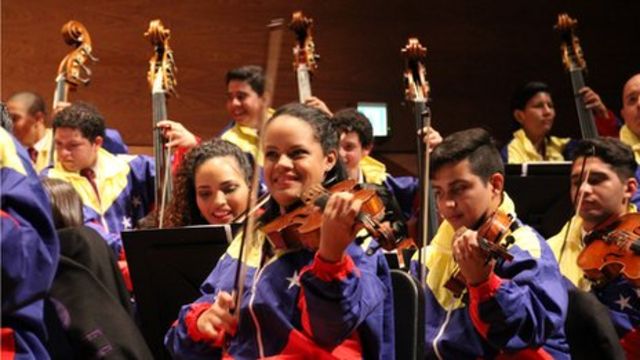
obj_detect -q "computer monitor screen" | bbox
[357,102,389,137]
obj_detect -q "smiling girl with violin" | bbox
[417,128,569,359]
[165,103,394,359]
[548,137,640,357]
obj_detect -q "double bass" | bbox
[289,11,319,103]
[555,13,598,139]
[401,38,439,280]
[145,19,178,227]
[51,20,98,166]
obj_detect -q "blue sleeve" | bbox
[1,134,59,314]
[298,243,392,351]
[469,237,568,352]
[103,128,129,154]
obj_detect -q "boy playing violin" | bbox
[548,137,640,357]
[416,128,569,358]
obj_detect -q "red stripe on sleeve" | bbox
[1,328,16,360]
[468,272,502,338]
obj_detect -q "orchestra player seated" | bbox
[165,103,394,359]
[415,128,570,358]
[547,137,640,358]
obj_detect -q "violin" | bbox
[555,13,598,139]
[145,19,178,227]
[445,210,516,297]
[260,179,396,253]
[289,11,319,103]
[579,213,640,287]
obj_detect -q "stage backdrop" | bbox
[2,1,639,174]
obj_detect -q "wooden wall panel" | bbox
[3,1,640,162]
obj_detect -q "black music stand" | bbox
[122,225,234,359]
[504,162,574,238]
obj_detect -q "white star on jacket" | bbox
[287,270,301,289]
[615,294,633,311]
[131,196,142,208]
[122,216,132,230]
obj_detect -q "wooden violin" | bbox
[289,11,319,103]
[145,19,178,227]
[579,213,640,287]
[555,13,598,139]
[445,210,516,297]
[260,179,396,253]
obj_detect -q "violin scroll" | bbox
[57,20,98,90]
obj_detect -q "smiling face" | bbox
[226,80,265,128]
[263,115,337,208]
[432,159,502,230]
[194,156,249,225]
[514,91,555,142]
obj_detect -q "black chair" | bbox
[391,269,425,360]
[565,288,625,360]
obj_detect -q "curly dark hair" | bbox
[52,102,105,142]
[163,138,252,227]
[571,137,637,181]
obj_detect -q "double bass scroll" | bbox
[51,20,98,167]
[555,13,598,139]
[54,20,98,109]
[289,11,319,103]
[145,19,178,227]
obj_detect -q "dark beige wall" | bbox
[3,1,639,159]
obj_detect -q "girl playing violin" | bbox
[165,103,394,359]
[418,128,570,358]
[163,138,252,227]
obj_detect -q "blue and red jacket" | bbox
[42,149,155,255]
[165,231,395,359]
[412,194,570,359]
[1,128,59,360]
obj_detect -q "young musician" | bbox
[417,128,569,358]
[332,107,442,218]
[501,81,616,163]
[1,123,59,359]
[42,102,155,255]
[165,103,394,359]
[547,137,640,357]
[6,91,129,172]
[163,138,251,227]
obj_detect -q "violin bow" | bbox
[559,146,594,261]
[232,19,285,323]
